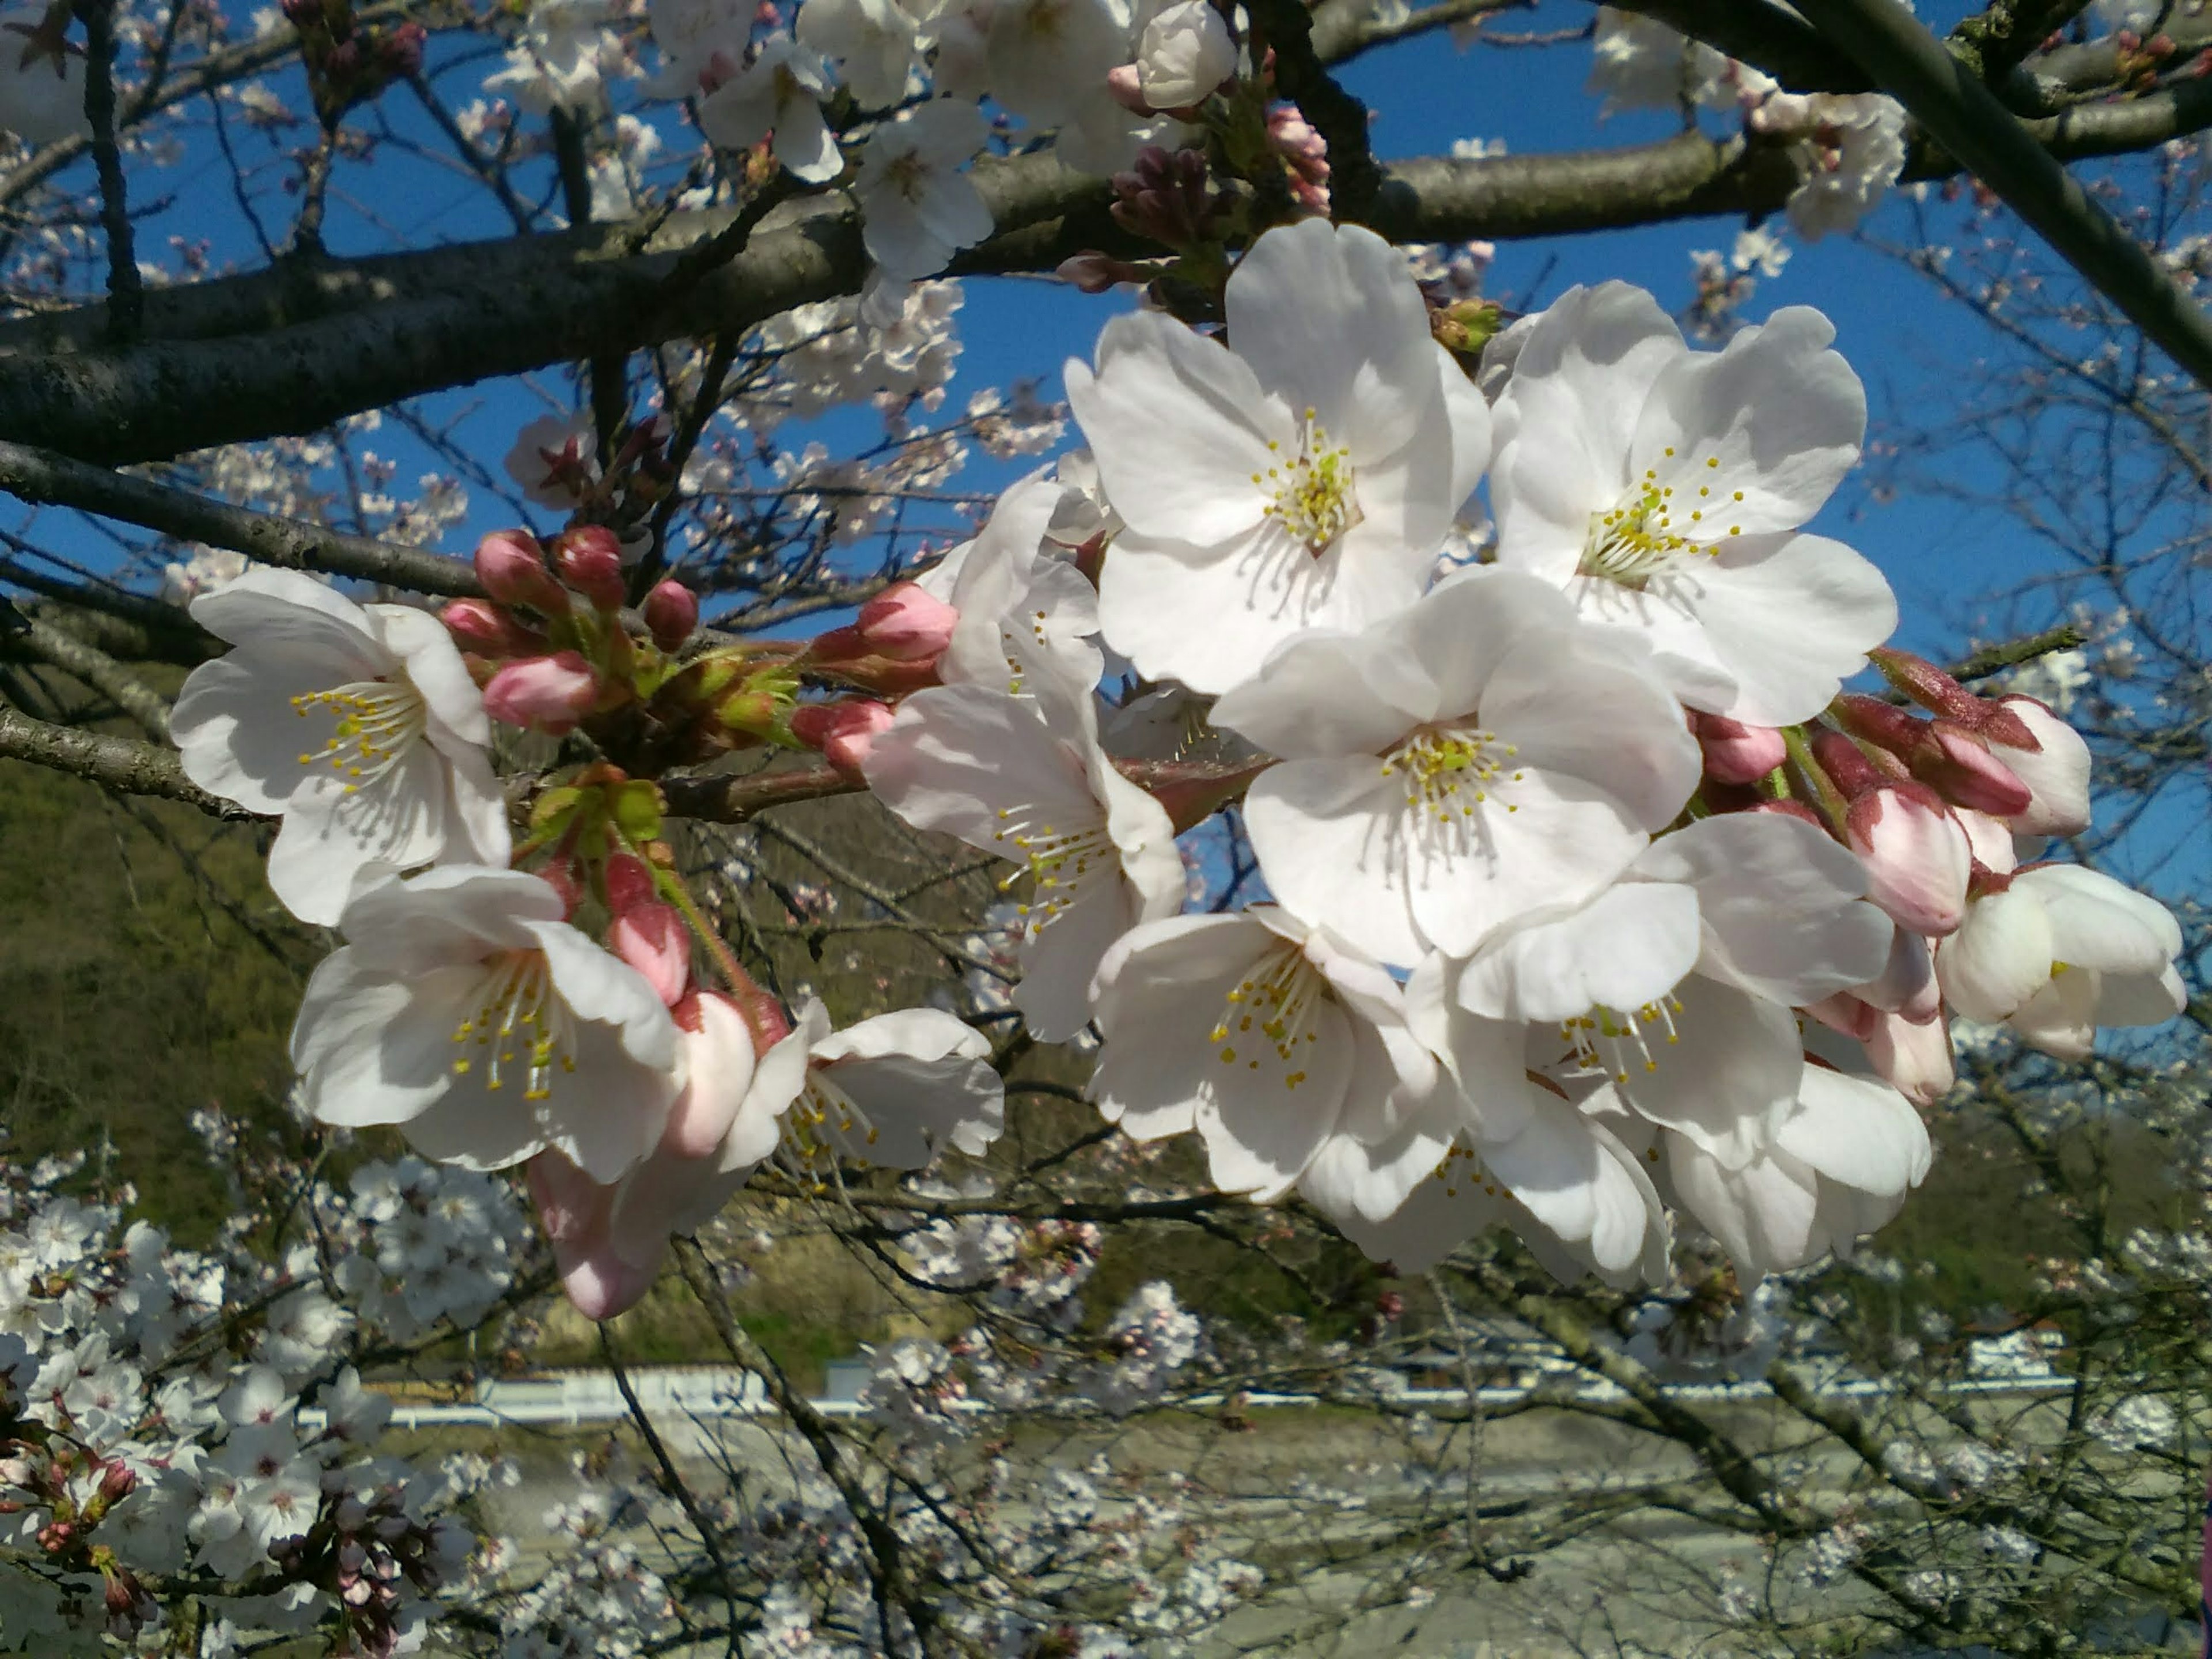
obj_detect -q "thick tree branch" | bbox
[0,441,483,596]
[1792,0,2212,390]
[2,89,2209,464]
[0,699,247,816]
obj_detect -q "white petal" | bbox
[1483,626,1700,830]
[1937,887,2056,1023]
[1628,306,1864,536]
[1676,532,1899,726]
[1208,628,1419,760]
[1456,881,1702,1025]
[1612,977,1802,1169]
[1065,312,1278,546]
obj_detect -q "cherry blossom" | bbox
[1091,905,1442,1204]
[1488,281,1897,725]
[855,99,994,281]
[171,567,510,926]
[1067,217,1490,693]
[697,35,842,182]
[293,865,681,1180]
[865,682,1184,1037]
[795,0,922,108]
[1211,568,1700,965]
[1937,863,2187,1059]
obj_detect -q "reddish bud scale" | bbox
[602,852,658,914]
[1868,646,1982,722]
[1808,728,1885,798]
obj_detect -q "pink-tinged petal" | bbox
[662,991,760,1160]
[1628,306,1865,536]
[1863,1010,1953,1106]
[609,902,690,1007]
[1847,788,1971,937]
[1988,696,2091,837]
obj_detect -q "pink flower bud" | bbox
[1915,722,2035,818]
[553,525,627,612]
[602,851,657,915]
[609,900,689,1006]
[642,580,699,653]
[813,582,957,664]
[474,529,566,613]
[1868,646,1983,722]
[1057,251,1147,293]
[441,597,544,659]
[483,652,600,733]
[1688,710,1786,785]
[1985,695,2091,838]
[97,1460,137,1503]
[1865,1009,1954,1107]
[1105,62,1153,113]
[527,1149,611,1248]
[664,990,760,1158]
[1845,785,1973,937]
[1809,727,1885,798]
[1831,692,1936,762]
[559,1239,658,1322]
[791,699,896,781]
[1803,991,1880,1043]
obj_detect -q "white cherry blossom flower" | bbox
[855,99,994,281]
[1937,863,2186,1058]
[292,866,681,1180]
[796,0,922,107]
[985,0,1127,128]
[483,0,627,113]
[1067,217,1490,692]
[1211,568,1700,967]
[1488,282,1897,725]
[697,35,842,182]
[1092,905,1441,1203]
[865,683,1184,1038]
[1661,1047,1931,1281]
[1446,811,1891,1169]
[503,411,597,508]
[924,469,1104,710]
[171,568,510,927]
[1131,0,1236,108]
[540,997,1001,1316]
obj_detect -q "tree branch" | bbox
[0,699,247,816]
[6,616,172,740]
[76,0,142,342]
[1791,0,2212,390]
[3,91,2210,464]
[0,441,482,596]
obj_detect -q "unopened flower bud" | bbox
[609,900,689,1006]
[664,989,760,1158]
[1915,721,2035,818]
[552,525,627,611]
[1267,104,1331,215]
[483,651,600,733]
[602,851,657,914]
[474,529,567,613]
[791,698,896,781]
[377,20,426,74]
[1689,710,1786,785]
[1865,1008,1954,1106]
[1867,646,1982,724]
[1853,925,1941,1024]
[1984,695,2090,837]
[441,597,544,659]
[1845,784,1972,937]
[1057,251,1151,293]
[97,1461,135,1504]
[642,579,699,653]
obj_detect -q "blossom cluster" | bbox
[164,211,2188,1314]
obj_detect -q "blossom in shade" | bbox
[1066,217,1490,693]
[1936,863,2186,1058]
[1211,568,1700,967]
[854,99,994,282]
[171,568,510,927]
[696,35,842,183]
[292,866,681,1181]
[865,681,1183,1039]
[1488,281,1896,725]
[1092,905,1441,1204]
[794,0,921,108]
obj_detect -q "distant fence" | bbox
[302,1347,2075,1433]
